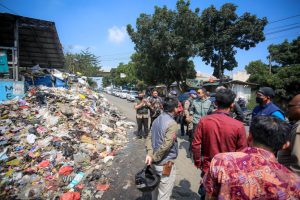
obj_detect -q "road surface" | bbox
[102,94,201,200]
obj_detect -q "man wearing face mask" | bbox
[134,91,149,139]
[252,87,285,120]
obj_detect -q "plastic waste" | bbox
[6,159,21,166]
[26,134,37,144]
[59,192,80,200]
[106,145,112,154]
[37,160,50,168]
[0,147,8,161]
[74,152,90,164]
[67,172,85,189]
[58,166,73,176]
[103,155,114,163]
[96,184,110,191]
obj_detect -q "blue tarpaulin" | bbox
[54,77,66,87]
[25,75,53,87]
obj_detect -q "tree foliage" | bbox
[245,60,271,85]
[199,3,267,78]
[268,36,300,66]
[103,62,139,88]
[246,37,300,101]
[127,0,198,87]
[64,48,102,77]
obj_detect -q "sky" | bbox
[1,0,300,75]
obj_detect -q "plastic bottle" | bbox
[67,172,85,189]
[106,145,111,154]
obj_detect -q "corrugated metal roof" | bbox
[0,13,64,68]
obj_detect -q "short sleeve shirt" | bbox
[204,147,300,199]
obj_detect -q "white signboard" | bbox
[120,73,126,78]
[13,82,25,95]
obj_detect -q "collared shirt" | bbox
[252,102,285,120]
[145,113,178,163]
[190,98,211,124]
[147,96,163,117]
[204,147,300,199]
[192,111,247,173]
[135,98,149,118]
[278,120,300,176]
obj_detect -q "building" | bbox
[0,13,64,102]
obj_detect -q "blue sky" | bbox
[1,0,300,75]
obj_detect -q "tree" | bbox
[103,62,139,88]
[245,60,271,85]
[246,37,300,102]
[199,3,267,79]
[127,0,198,88]
[268,36,300,66]
[63,48,102,77]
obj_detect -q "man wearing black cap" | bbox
[252,87,285,120]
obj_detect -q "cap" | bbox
[257,87,275,98]
[189,90,197,95]
[170,90,177,95]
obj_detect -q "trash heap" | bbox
[0,86,135,199]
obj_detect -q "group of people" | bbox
[134,86,300,200]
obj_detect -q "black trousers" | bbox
[137,117,149,137]
[149,116,158,129]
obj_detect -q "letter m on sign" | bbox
[5,85,13,91]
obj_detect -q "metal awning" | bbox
[0,13,64,69]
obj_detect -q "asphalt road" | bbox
[103,94,201,200]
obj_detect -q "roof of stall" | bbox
[0,13,64,68]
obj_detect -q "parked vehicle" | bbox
[127,90,138,102]
[120,90,129,99]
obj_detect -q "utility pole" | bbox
[269,54,272,74]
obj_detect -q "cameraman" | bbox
[134,91,150,139]
[147,90,163,129]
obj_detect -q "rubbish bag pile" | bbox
[0,86,135,199]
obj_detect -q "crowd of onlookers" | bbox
[134,86,300,200]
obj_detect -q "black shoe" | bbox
[143,135,148,139]
[137,135,142,139]
[187,153,191,158]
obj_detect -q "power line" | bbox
[0,2,18,15]
[265,22,300,31]
[268,14,300,24]
[265,25,300,35]
[265,32,299,41]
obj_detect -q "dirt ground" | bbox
[102,94,201,200]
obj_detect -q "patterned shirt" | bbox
[204,147,300,200]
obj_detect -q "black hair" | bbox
[250,116,291,152]
[215,88,236,109]
[199,87,206,92]
[163,97,178,112]
[199,88,207,95]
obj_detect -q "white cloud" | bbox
[108,26,128,44]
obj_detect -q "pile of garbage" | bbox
[0,86,135,199]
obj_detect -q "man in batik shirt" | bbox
[204,116,300,200]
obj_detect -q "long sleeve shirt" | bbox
[145,120,178,163]
[192,111,247,173]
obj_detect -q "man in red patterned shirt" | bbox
[204,116,300,200]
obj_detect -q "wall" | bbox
[91,77,103,89]
[0,80,25,102]
[231,84,251,102]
